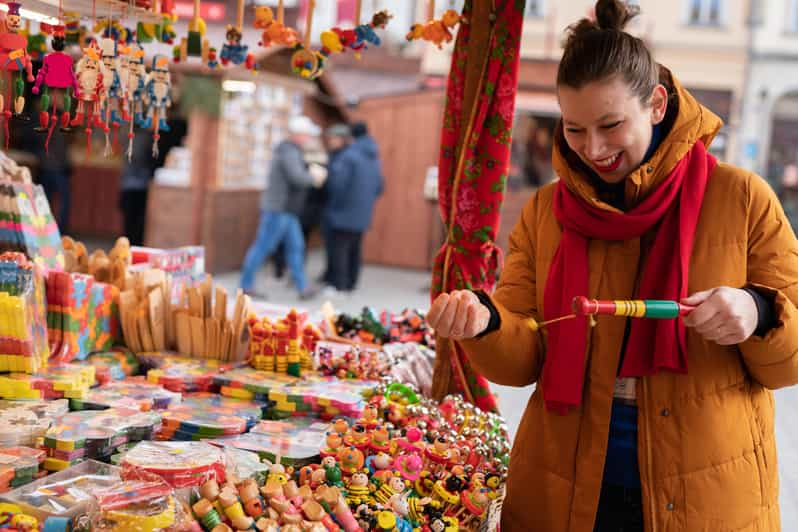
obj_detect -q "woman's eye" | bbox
[565,128,583,134]
[601,121,622,130]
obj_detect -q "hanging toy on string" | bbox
[100,37,126,155]
[524,296,697,332]
[63,11,83,45]
[254,0,298,48]
[123,43,148,159]
[219,0,254,68]
[71,41,110,157]
[31,25,79,152]
[320,1,392,60]
[175,0,210,62]
[292,0,326,80]
[26,20,48,61]
[94,18,128,42]
[406,1,463,49]
[141,54,171,158]
[0,1,34,147]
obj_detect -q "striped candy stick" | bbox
[526,296,697,331]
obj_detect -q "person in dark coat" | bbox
[323,121,384,293]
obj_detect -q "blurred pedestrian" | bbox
[323,121,383,293]
[240,115,326,300]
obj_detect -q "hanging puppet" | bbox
[31,25,79,151]
[71,41,110,156]
[0,1,34,147]
[142,54,171,157]
[175,0,209,62]
[254,0,297,48]
[122,43,148,159]
[406,2,462,49]
[99,37,126,154]
[320,1,392,60]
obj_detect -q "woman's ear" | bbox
[650,84,668,125]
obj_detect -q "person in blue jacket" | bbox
[323,121,384,293]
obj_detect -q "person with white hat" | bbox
[240,114,326,300]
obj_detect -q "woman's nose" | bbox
[585,132,606,160]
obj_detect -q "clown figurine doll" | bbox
[0,1,34,145]
[32,25,79,133]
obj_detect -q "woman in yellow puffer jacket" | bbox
[428,0,798,531]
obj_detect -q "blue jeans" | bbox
[240,211,307,292]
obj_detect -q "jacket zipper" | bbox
[641,377,658,532]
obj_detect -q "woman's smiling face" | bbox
[558,77,667,183]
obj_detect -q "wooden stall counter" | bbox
[145,183,261,274]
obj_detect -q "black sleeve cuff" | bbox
[473,290,501,338]
[742,286,777,337]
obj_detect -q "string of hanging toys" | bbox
[0,0,472,160]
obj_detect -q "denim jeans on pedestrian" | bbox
[240,211,307,292]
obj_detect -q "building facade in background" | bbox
[738,0,798,189]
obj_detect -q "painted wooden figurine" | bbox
[142,54,171,156]
[31,25,79,135]
[71,42,110,154]
[100,38,126,125]
[0,1,34,146]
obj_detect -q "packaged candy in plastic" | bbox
[0,446,45,492]
[70,380,181,412]
[0,252,48,374]
[89,468,191,532]
[0,399,68,446]
[120,441,226,489]
[1,460,120,523]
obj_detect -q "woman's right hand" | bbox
[427,290,491,340]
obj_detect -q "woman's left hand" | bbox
[682,287,759,345]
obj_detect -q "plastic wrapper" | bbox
[0,252,48,374]
[70,380,181,412]
[120,441,226,489]
[46,272,117,363]
[0,446,45,492]
[0,399,68,446]
[0,364,96,400]
[1,460,120,523]
[86,348,140,385]
[384,342,435,397]
[89,469,190,532]
[212,417,329,467]
[140,352,246,393]
[157,393,265,441]
[43,408,162,471]
[0,182,64,271]
[214,367,373,419]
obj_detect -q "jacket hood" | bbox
[551,68,723,211]
[353,136,379,159]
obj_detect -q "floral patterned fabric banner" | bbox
[431,0,524,413]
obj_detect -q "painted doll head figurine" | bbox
[5,2,22,32]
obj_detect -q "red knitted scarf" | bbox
[542,140,716,414]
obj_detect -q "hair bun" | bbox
[594,0,639,31]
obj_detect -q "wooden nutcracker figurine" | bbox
[31,25,79,145]
[71,42,109,154]
[142,54,171,156]
[0,1,34,146]
[100,38,125,125]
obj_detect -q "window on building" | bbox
[525,0,545,18]
[687,0,723,26]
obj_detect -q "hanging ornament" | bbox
[63,11,83,45]
[122,43,149,159]
[291,0,325,80]
[175,0,210,62]
[0,1,35,147]
[406,0,463,49]
[142,54,171,158]
[100,37,126,154]
[71,40,110,157]
[94,18,128,42]
[220,0,254,68]
[320,0,392,60]
[31,25,78,152]
[253,0,298,48]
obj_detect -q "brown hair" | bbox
[557,0,658,105]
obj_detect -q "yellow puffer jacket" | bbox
[461,72,798,531]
